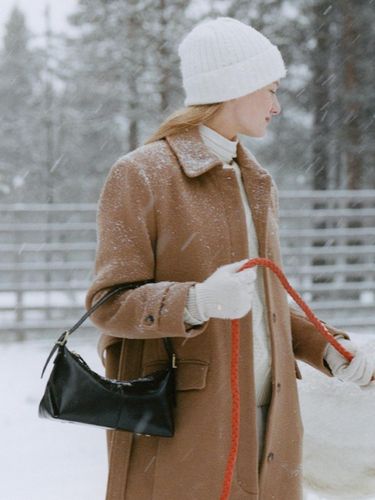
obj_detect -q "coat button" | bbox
[267,452,274,462]
[272,312,277,323]
[144,314,155,325]
[276,382,281,393]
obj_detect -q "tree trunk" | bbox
[311,0,332,190]
[341,0,362,189]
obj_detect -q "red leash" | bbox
[219,257,355,500]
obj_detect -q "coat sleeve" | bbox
[85,157,210,341]
[270,178,351,378]
[290,305,351,377]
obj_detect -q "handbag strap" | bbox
[41,279,175,378]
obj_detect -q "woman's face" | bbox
[228,81,281,138]
[203,81,281,140]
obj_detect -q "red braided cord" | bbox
[243,258,354,361]
[219,316,241,500]
[220,257,355,500]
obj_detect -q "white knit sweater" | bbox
[183,124,272,406]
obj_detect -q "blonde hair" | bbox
[144,103,225,145]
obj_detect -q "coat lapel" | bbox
[236,144,272,258]
[165,126,272,257]
[165,126,222,177]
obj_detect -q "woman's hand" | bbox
[194,258,256,320]
[324,338,375,387]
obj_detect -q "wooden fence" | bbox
[278,190,374,330]
[0,190,374,337]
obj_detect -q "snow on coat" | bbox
[85,125,349,500]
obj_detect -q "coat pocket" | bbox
[142,359,209,391]
[294,360,303,380]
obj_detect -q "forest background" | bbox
[0,0,374,204]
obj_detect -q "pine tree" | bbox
[0,7,43,201]
[60,0,196,201]
[59,0,151,201]
[304,0,373,189]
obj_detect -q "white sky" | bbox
[0,0,77,44]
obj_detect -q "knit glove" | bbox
[324,338,375,387]
[194,258,256,320]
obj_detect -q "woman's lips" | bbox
[265,117,271,122]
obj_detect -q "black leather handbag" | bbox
[38,279,177,437]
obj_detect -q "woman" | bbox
[85,17,375,500]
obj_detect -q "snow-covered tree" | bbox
[3,0,371,201]
[59,0,197,201]
[301,0,373,189]
[0,7,43,201]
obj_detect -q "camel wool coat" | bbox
[85,126,349,500]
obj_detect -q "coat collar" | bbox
[165,125,273,258]
[165,125,272,183]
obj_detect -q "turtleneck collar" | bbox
[198,124,238,165]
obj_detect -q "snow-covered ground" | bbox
[0,331,374,500]
[0,334,107,500]
[300,331,375,500]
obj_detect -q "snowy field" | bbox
[0,334,108,500]
[0,331,374,500]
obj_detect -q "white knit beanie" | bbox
[178,17,287,106]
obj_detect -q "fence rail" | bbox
[1,190,374,337]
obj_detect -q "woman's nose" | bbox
[271,98,281,116]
